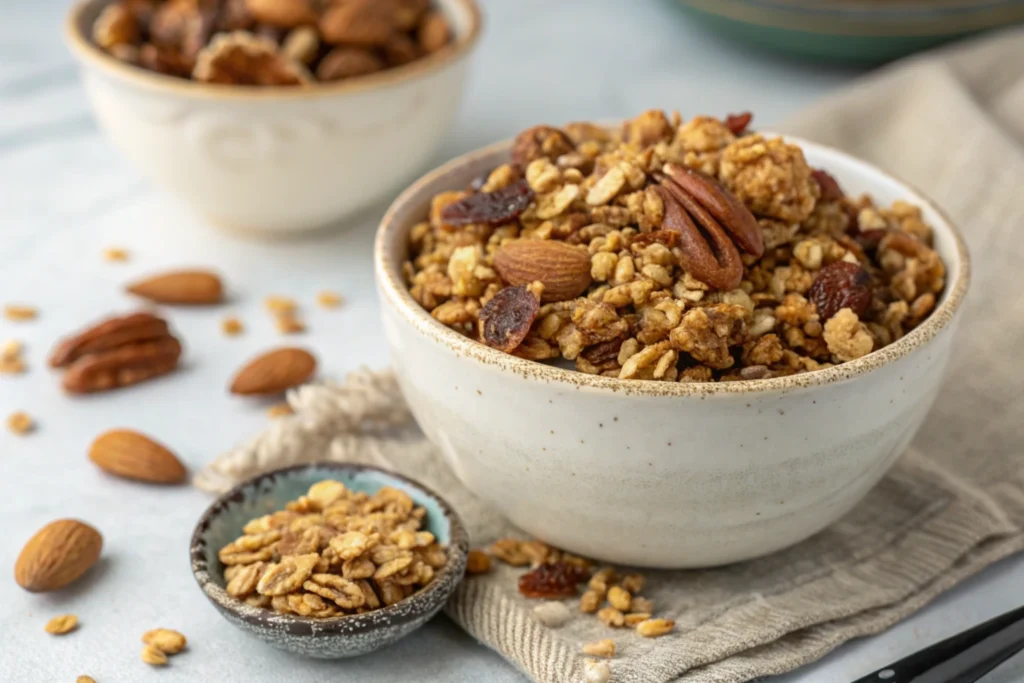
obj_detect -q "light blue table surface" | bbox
[1,1,1021,681]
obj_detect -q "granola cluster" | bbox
[218,479,446,617]
[405,110,947,382]
[90,0,451,85]
[473,538,675,642]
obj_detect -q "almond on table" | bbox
[230,347,316,396]
[126,269,223,305]
[14,519,102,593]
[88,429,187,485]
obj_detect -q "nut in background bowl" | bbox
[64,0,482,236]
[190,463,469,658]
[374,131,970,569]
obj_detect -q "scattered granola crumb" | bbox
[221,316,244,336]
[76,677,96,683]
[597,606,625,628]
[266,403,294,419]
[142,628,187,655]
[141,644,168,666]
[44,614,78,635]
[580,590,600,613]
[275,314,306,335]
[532,601,572,628]
[620,573,644,594]
[3,305,37,322]
[466,549,492,575]
[0,357,26,375]
[264,296,297,315]
[636,617,675,638]
[630,596,654,613]
[582,639,615,658]
[102,247,129,262]
[316,291,344,309]
[1,339,22,359]
[6,411,34,435]
[607,585,632,612]
[583,659,611,683]
[624,612,651,626]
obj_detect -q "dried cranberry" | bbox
[811,169,844,202]
[808,261,872,321]
[725,112,753,136]
[517,561,589,599]
[440,180,534,227]
[478,286,539,353]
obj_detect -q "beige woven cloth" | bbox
[195,28,1024,683]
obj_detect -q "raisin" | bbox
[855,228,888,252]
[808,261,872,321]
[725,111,752,136]
[478,286,539,353]
[440,180,535,227]
[517,561,589,599]
[811,169,844,202]
[510,125,574,166]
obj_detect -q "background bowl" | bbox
[65,0,481,235]
[672,0,1024,63]
[374,133,970,569]
[190,463,469,658]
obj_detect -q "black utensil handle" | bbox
[850,604,1024,683]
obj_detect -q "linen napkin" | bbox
[195,27,1024,683]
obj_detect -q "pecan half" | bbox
[654,182,743,291]
[63,337,182,394]
[50,312,170,368]
[663,163,763,257]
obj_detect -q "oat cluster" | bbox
[219,479,446,617]
[90,0,451,85]
[405,110,947,382]
[478,538,675,644]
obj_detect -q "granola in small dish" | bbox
[89,0,453,85]
[218,479,446,617]
[405,110,946,382]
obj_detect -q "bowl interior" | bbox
[375,131,969,396]
[198,467,454,577]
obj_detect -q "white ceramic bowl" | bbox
[375,135,970,568]
[65,0,482,235]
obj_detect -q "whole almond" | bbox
[15,519,103,593]
[89,429,187,485]
[493,240,592,303]
[230,347,316,396]
[126,270,223,305]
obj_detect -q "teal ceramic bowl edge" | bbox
[671,2,1022,62]
[189,462,470,659]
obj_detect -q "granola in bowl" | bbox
[404,110,947,383]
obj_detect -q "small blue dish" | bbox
[189,463,469,659]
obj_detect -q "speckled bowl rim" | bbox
[64,0,482,101]
[189,462,469,634]
[374,130,971,397]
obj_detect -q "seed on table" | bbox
[221,316,244,336]
[44,614,78,635]
[1,339,22,359]
[316,291,343,308]
[636,617,675,638]
[3,304,37,322]
[582,639,615,657]
[102,247,129,262]
[142,628,187,654]
[76,677,96,683]
[6,411,34,435]
[264,296,297,315]
[141,644,168,666]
